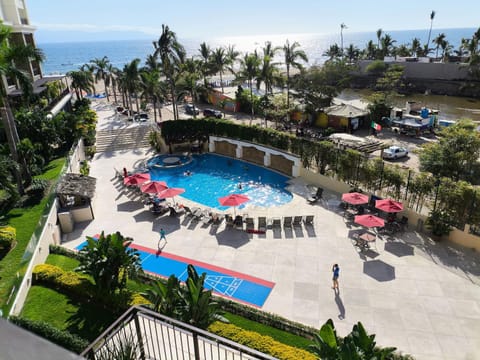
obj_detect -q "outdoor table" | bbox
[356,232,376,249]
[344,208,357,220]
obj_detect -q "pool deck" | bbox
[63,101,480,360]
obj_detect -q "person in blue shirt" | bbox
[332,264,340,290]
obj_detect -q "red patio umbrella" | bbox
[218,194,250,216]
[123,172,150,186]
[157,187,185,204]
[354,214,385,228]
[341,192,369,205]
[375,199,403,213]
[140,181,168,194]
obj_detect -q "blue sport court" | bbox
[75,240,275,307]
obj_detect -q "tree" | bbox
[283,40,308,121]
[236,52,260,125]
[197,42,212,88]
[142,275,181,317]
[178,57,203,119]
[433,33,446,59]
[380,33,396,58]
[340,23,347,58]
[258,41,281,94]
[426,10,436,52]
[68,69,94,100]
[411,37,422,57]
[345,43,360,63]
[90,56,110,100]
[139,69,166,123]
[76,232,142,294]
[211,47,228,93]
[0,23,44,194]
[419,119,480,182]
[0,154,19,203]
[122,58,141,115]
[153,24,186,120]
[323,44,342,62]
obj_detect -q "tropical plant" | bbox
[139,69,166,123]
[211,47,229,93]
[258,41,282,94]
[198,41,213,87]
[68,69,95,100]
[90,56,110,99]
[426,209,454,238]
[283,40,308,120]
[178,57,203,119]
[340,23,347,57]
[433,33,446,59]
[236,52,261,124]
[323,44,342,62]
[122,58,141,115]
[426,10,436,52]
[142,275,181,317]
[76,231,142,294]
[153,24,186,120]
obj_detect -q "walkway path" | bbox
[64,100,480,360]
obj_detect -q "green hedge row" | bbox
[208,321,316,360]
[9,316,89,354]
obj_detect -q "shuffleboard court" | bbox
[75,240,274,307]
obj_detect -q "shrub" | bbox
[32,264,65,283]
[0,225,16,250]
[9,316,89,354]
[208,322,316,360]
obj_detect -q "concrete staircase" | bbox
[95,124,152,152]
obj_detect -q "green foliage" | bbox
[76,231,143,295]
[0,225,16,250]
[365,60,388,74]
[419,119,480,182]
[426,209,454,237]
[92,334,141,360]
[79,161,90,176]
[84,146,96,159]
[309,319,398,360]
[9,316,89,354]
[208,321,316,360]
[367,92,392,122]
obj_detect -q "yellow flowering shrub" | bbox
[129,293,151,306]
[32,264,64,283]
[0,225,16,249]
[208,322,316,360]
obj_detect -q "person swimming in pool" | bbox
[184,170,192,176]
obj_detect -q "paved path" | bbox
[64,101,480,360]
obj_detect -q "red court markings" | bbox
[131,243,275,288]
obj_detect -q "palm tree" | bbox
[198,42,212,87]
[68,69,94,99]
[211,47,228,93]
[178,57,202,119]
[440,39,453,62]
[258,41,281,94]
[0,154,19,202]
[376,28,383,49]
[411,37,421,57]
[226,44,240,67]
[122,58,141,115]
[90,56,110,100]
[340,23,347,57]
[345,44,360,63]
[105,64,119,104]
[153,24,186,120]
[0,24,44,193]
[76,231,142,294]
[363,40,376,60]
[427,10,436,52]
[142,276,181,317]
[283,40,308,120]
[433,33,446,59]
[236,52,260,125]
[139,69,166,123]
[380,33,396,58]
[323,44,342,62]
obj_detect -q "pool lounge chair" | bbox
[225,214,234,228]
[258,217,267,231]
[283,216,293,228]
[304,215,314,226]
[234,215,243,230]
[307,187,323,204]
[245,217,255,231]
[292,216,303,227]
[272,218,281,229]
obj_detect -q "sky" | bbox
[27,0,480,43]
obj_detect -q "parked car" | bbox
[203,108,223,118]
[184,103,200,115]
[382,146,408,160]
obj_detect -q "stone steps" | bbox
[95,125,152,152]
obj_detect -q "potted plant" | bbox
[426,209,453,240]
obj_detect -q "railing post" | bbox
[192,332,201,360]
[133,312,146,360]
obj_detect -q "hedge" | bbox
[208,321,316,360]
[0,225,16,250]
[32,263,149,309]
[9,316,89,354]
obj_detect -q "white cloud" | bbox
[33,22,163,35]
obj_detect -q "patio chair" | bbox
[245,217,255,231]
[258,217,267,231]
[292,216,303,227]
[283,216,293,228]
[304,215,314,226]
[307,187,323,204]
[234,215,244,230]
[272,218,281,229]
[225,214,234,228]
[183,206,194,218]
[211,213,223,226]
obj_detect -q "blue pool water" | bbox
[148,153,292,210]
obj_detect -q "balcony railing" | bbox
[81,306,278,360]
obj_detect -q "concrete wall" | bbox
[270,155,294,176]
[242,146,265,166]
[214,141,236,158]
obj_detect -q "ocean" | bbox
[39,27,478,75]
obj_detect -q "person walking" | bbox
[159,228,167,244]
[332,264,340,290]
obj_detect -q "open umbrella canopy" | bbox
[124,173,150,186]
[375,199,403,213]
[218,194,250,207]
[342,192,369,205]
[157,187,185,199]
[140,181,168,194]
[354,214,385,228]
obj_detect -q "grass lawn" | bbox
[46,254,80,271]
[223,312,313,352]
[0,158,65,313]
[21,285,116,341]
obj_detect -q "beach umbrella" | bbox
[140,181,168,194]
[157,187,185,204]
[341,192,369,206]
[218,194,250,216]
[354,214,385,228]
[123,172,150,186]
[375,199,403,213]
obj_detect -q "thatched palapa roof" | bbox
[56,173,96,199]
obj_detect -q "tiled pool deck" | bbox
[63,102,480,360]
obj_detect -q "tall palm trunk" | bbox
[249,79,254,126]
[220,70,224,93]
[286,64,290,122]
[0,99,24,194]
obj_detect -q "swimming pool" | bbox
[149,153,292,210]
